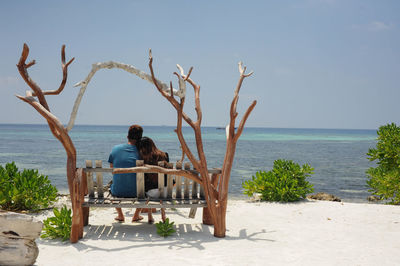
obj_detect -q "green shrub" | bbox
[41,205,72,241]
[156,218,176,237]
[242,159,314,202]
[367,123,400,204]
[0,162,58,212]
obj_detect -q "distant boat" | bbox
[216,127,237,130]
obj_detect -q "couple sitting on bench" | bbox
[108,124,169,224]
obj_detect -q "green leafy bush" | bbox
[156,218,176,237]
[367,123,400,204]
[41,205,72,241]
[0,162,58,212]
[242,159,314,202]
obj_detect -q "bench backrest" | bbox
[83,160,205,200]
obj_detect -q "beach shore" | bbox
[33,199,400,266]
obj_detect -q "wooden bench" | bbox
[80,159,221,225]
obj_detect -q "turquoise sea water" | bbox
[0,124,377,202]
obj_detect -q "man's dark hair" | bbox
[127,125,143,142]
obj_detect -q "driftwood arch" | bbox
[15,43,256,242]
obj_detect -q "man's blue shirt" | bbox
[108,143,139,197]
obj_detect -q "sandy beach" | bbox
[32,199,400,266]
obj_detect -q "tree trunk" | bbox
[70,168,84,243]
[66,155,77,205]
[213,203,227,238]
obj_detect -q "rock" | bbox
[367,195,381,202]
[0,212,43,239]
[307,192,341,202]
[0,211,43,266]
[251,193,263,202]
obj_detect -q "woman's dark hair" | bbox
[138,136,170,191]
[138,136,167,165]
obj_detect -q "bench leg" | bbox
[83,206,89,226]
[189,207,197,218]
[71,204,83,242]
[71,175,84,243]
[202,207,213,225]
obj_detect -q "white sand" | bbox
[34,199,400,266]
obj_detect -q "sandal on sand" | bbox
[131,216,144,222]
[114,217,125,223]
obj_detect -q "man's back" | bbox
[108,143,139,197]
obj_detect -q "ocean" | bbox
[0,124,377,203]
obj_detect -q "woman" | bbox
[138,136,169,223]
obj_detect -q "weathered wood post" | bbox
[14,43,80,242]
[176,161,183,199]
[136,160,145,198]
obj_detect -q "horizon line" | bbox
[0,122,378,131]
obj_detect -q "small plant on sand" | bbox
[156,218,176,237]
[242,159,314,202]
[367,123,400,204]
[41,205,72,241]
[0,162,58,212]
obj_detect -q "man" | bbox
[108,124,143,222]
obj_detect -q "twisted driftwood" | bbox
[148,50,256,236]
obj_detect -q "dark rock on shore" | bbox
[367,195,381,202]
[307,192,341,202]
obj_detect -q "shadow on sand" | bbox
[38,210,275,253]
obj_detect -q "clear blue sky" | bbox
[1,0,399,129]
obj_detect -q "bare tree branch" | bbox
[219,61,256,207]
[228,61,254,140]
[15,94,75,157]
[67,59,186,131]
[32,45,75,97]
[149,51,202,171]
[149,51,222,226]
[16,43,67,142]
[234,100,257,142]
[17,43,50,111]
[25,60,35,68]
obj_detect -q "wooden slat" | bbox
[188,163,198,218]
[83,168,113,173]
[200,184,205,199]
[184,163,190,198]
[175,162,182,199]
[83,167,222,174]
[200,174,208,199]
[82,200,207,208]
[158,161,165,198]
[95,160,104,198]
[85,160,94,198]
[136,160,145,198]
[166,162,173,199]
[191,179,198,199]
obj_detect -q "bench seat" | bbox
[80,160,220,222]
[83,198,207,208]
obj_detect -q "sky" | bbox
[0,0,399,130]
